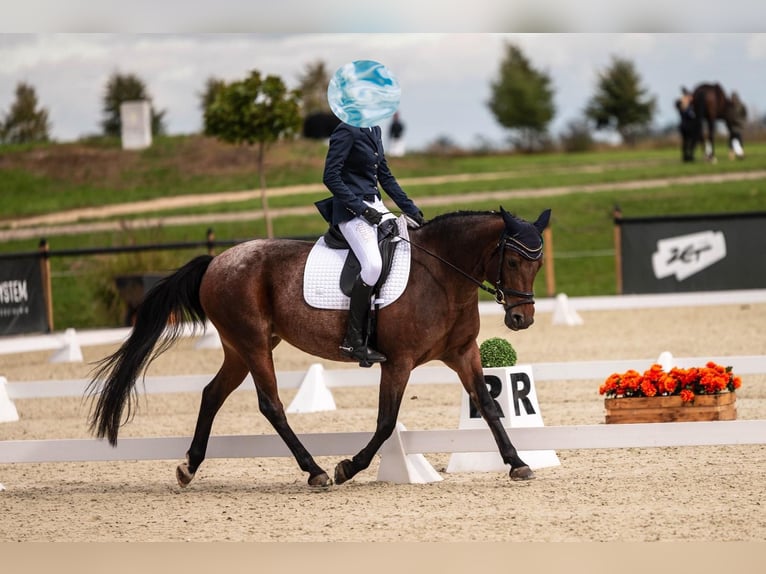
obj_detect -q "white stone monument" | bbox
[120,100,152,150]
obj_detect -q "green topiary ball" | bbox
[479,337,518,368]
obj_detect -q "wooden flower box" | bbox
[604,392,737,424]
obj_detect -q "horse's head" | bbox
[496,207,551,331]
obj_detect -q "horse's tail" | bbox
[87,254,214,445]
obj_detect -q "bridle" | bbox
[396,225,540,310]
[490,232,539,309]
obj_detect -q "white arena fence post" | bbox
[376,422,442,484]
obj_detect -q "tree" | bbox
[198,76,226,135]
[1,82,51,144]
[488,42,556,151]
[101,72,166,138]
[296,60,331,115]
[585,56,656,145]
[204,69,302,238]
[296,60,340,140]
[559,117,595,153]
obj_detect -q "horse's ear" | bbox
[499,206,514,227]
[533,209,551,233]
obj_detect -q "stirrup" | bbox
[339,343,387,367]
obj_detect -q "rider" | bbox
[321,121,425,365]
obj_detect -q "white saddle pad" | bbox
[303,216,411,310]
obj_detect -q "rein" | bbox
[394,230,536,310]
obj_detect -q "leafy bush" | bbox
[479,337,517,368]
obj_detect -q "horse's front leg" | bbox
[334,362,410,484]
[705,118,716,162]
[444,347,535,481]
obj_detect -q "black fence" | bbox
[0,231,282,335]
[615,210,766,294]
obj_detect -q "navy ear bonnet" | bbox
[499,207,551,261]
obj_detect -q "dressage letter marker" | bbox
[447,365,560,473]
[510,371,536,417]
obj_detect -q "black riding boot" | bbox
[340,278,387,366]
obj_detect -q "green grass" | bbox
[2,136,765,329]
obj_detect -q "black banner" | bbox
[619,211,766,294]
[0,256,49,335]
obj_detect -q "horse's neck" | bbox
[415,214,502,281]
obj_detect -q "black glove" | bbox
[409,210,426,227]
[361,207,383,225]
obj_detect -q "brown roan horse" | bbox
[87,207,551,488]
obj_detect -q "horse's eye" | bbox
[507,258,519,269]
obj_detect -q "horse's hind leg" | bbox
[246,352,332,488]
[177,346,248,487]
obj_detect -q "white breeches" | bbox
[338,197,395,286]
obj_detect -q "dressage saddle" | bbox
[320,219,400,297]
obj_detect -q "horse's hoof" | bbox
[176,462,195,488]
[509,466,535,481]
[334,459,354,485]
[308,472,333,489]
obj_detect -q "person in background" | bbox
[320,120,425,365]
[676,88,697,162]
[387,112,406,157]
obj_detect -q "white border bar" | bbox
[2,421,766,464]
[7,355,766,400]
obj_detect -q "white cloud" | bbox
[1,33,764,148]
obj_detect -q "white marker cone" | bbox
[195,321,222,349]
[49,328,84,363]
[0,376,19,423]
[657,351,674,371]
[286,363,336,413]
[551,293,583,326]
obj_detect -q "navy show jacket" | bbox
[320,122,419,225]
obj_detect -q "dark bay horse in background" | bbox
[686,83,731,162]
[87,208,551,488]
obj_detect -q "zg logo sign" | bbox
[651,230,727,281]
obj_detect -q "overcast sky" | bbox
[1,33,765,151]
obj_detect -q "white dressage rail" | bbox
[2,421,766,465]
[5,354,766,400]
[2,288,765,356]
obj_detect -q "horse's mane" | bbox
[422,210,499,227]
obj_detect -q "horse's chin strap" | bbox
[395,230,536,309]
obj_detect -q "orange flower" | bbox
[599,373,621,396]
[621,370,642,394]
[658,373,678,395]
[640,379,658,397]
[600,363,740,400]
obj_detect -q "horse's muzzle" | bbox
[505,307,534,331]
